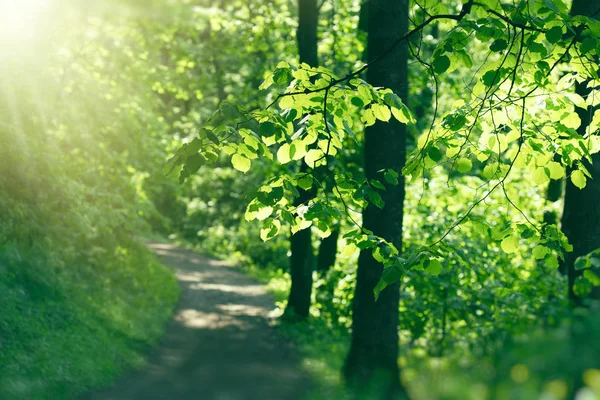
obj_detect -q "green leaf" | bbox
[382,264,402,284]
[304,149,323,167]
[297,176,312,190]
[580,37,597,54]
[259,122,277,137]
[533,167,550,185]
[372,104,391,122]
[433,55,451,74]
[425,259,443,276]
[501,235,519,254]
[490,39,508,52]
[383,93,413,124]
[455,158,472,173]
[260,219,281,241]
[374,279,388,300]
[255,206,274,221]
[384,169,399,185]
[455,50,473,68]
[575,256,590,270]
[428,146,443,162]
[290,140,307,161]
[273,67,292,85]
[184,154,205,175]
[391,106,411,124]
[571,170,587,189]
[547,161,565,180]
[370,180,386,190]
[279,95,294,109]
[351,96,365,108]
[277,143,292,164]
[383,93,403,109]
[545,26,563,44]
[533,245,549,259]
[367,188,385,208]
[529,42,547,57]
[544,255,559,269]
[443,111,467,131]
[206,130,220,145]
[482,70,501,87]
[231,154,251,173]
[220,102,243,120]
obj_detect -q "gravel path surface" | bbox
[85,242,309,400]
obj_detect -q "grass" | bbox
[0,238,179,400]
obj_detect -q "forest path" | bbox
[85,242,309,400]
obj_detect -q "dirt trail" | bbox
[85,243,309,400]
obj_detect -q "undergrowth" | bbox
[0,238,179,400]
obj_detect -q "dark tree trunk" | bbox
[562,0,600,303]
[343,0,409,398]
[357,0,368,34]
[284,0,319,319]
[317,228,340,274]
[297,0,319,68]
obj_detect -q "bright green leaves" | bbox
[296,175,313,190]
[231,154,251,173]
[260,219,281,241]
[373,250,444,299]
[501,234,520,254]
[571,169,587,189]
[273,66,292,86]
[260,61,294,89]
[547,161,565,180]
[455,158,473,173]
[383,92,414,124]
[533,167,550,186]
[424,258,443,276]
[442,109,468,131]
[277,143,292,164]
[372,103,391,122]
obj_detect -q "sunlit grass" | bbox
[0,239,179,399]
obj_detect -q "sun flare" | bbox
[0,0,52,45]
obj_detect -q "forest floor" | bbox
[84,242,310,400]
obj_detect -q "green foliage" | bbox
[165,1,599,306]
[160,0,600,398]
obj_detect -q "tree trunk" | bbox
[562,0,600,304]
[297,0,319,68]
[343,0,409,397]
[284,0,319,319]
[317,228,340,274]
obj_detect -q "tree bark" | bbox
[317,228,340,274]
[284,0,319,319]
[562,0,600,304]
[297,0,319,68]
[343,0,409,397]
